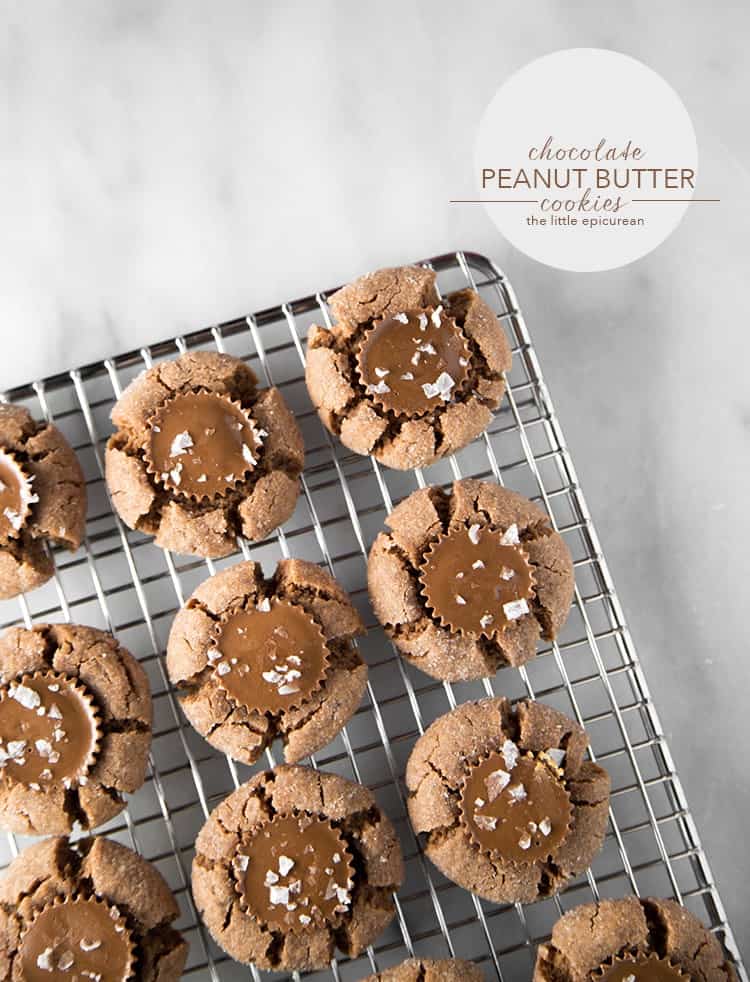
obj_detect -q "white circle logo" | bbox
[474,49,698,272]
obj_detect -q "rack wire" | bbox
[0,251,743,982]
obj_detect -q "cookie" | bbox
[362,959,485,982]
[0,404,86,599]
[192,763,404,971]
[0,835,187,981]
[0,623,152,836]
[305,265,511,469]
[534,897,736,982]
[105,350,304,558]
[166,559,368,765]
[368,478,574,681]
[405,696,610,904]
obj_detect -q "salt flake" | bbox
[169,430,194,456]
[503,598,529,620]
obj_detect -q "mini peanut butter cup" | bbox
[419,522,535,640]
[209,597,330,715]
[233,812,355,934]
[594,953,689,982]
[0,671,101,792]
[0,448,39,541]
[355,305,471,417]
[459,741,572,863]
[19,894,135,982]
[144,390,264,500]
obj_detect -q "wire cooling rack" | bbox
[0,251,743,982]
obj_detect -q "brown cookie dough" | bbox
[405,697,610,904]
[167,559,368,765]
[534,897,737,982]
[305,266,511,469]
[361,958,486,982]
[0,404,86,599]
[368,478,574,681]
[0,623,152,836]
[0,835,187,981]
[192,763,404,972]
[105,350,304,558]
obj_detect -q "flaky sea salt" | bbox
[545,747,566,767]
[431,305,443,326]
[278,855,295,876]
[455,594,467,605]
[474,814,497,831]
[242,444,256,465]
[368,379,391,395]
[169,431,194,456]
[480,614,494,629]
[539,817,552,836]
[508,783,527,803]
[421,372,455,401]
[256,597,271,612]
[374,367,390,377]
[394,312,409,324]
[518,832,532,850]
[269,885,290,905]
[485,768,511,801]
[472,559,485,570]
[400,371,414,380]
[503,599,529,621]
[10,683,41,710]
[468,523,481,545]
[501,738,519,770]
[500,523,520,546]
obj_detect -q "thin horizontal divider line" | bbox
[632,198,721,202]
[450,198,539,203]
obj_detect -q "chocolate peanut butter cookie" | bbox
[0,404,86,599]
[368,478,574,681]
[534,897,736,982]
[405,697,610,904]
[0,835,187,980]
[167,559,367,765]
[0,623,152,836]
[105,350,304,558]
[192,764,404,972]
[362,959,485,982]
[305,265,512,469]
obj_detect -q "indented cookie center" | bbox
[211,599,329,714]
[356,306,470,416]
[0,673,99,790]
[235,813,354,933]
[0,449,38,541]
[146,391,263,498]
[460,744,572,862]
[419,523,535,638]
[596,954,688,982]
[20,896,134,982]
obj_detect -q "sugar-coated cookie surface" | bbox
[106,350,304,558]
[368,478,574,681]
[305,265,511,469]
[534,897,736,982]
[0,622,152,836]
[0,836,187,981]
[406,696,610,904]
[192,764,404,971]
[0,404,86,599]
[167,558,367,765]
[361,959,486,982]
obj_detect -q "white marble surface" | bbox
[1,0,748,957]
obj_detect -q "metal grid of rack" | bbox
[0,251,743,982]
